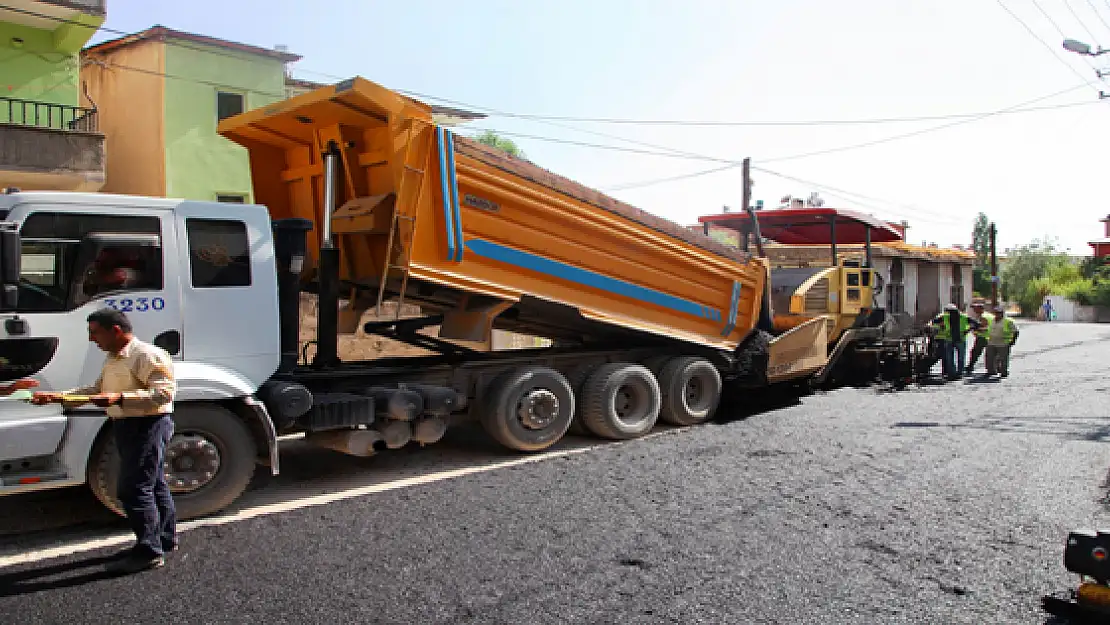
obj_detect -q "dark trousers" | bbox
[114,414,177,557]
[985,344,1012,376]
[967,335,988,370]
[941,340,966,379]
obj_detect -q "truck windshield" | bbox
[17,238,79,311]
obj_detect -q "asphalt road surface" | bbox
[0,322,1107,624]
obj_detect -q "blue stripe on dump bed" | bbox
[444,130,464,262]
[435,127,457,262]
[720,280,741,337]
[464,238,721,321]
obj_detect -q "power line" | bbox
[462,128,736,163]
[1032,0,1102,74]
[1087,0,1110,34]
[749,166,962,225]
[0,3,309,98]
[80,56,287,98]
[608,82,1101,192]
[405,90,713,161]
[1065,0,1102,43]
[760,82,1096,164]
[995,0,1101,91]
[401,88,1102,128]
[464,94,1098,175]
[1,0,1097,225]
[417,87,1106,185]
[604,164,742,192]
[12,0,1098,168]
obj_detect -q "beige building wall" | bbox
[81,41,166,197]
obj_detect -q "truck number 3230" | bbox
[103,297,166,313]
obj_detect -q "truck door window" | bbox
[186,218,251,288]
[18,212,162,312]
[76,243,164,306]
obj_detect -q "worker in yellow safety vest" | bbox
[985,306,1019,378]
[931,303,971,381]
[965,301,991,374]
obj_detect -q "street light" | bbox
[1063,38,1109,56]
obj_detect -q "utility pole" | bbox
[741,157,751,213]
[989,222,999,308]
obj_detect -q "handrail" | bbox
[0,97,99,133]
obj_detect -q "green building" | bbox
[81,25,300,201]
[0,0,107,191]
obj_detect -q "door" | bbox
[0,205,183,460]
[840,267,863,317]
[887,259,905,314]
[916,263,941,325]
[174,203,280,387]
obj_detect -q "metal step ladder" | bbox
[376,120,430,319]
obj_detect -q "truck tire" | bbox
[657,356,722,426]
[564,363,601,437]
[87,404,258,521]
[734,329,772,385]
[580,363,661,440]
[480,366,575,452]
[87,430,124,517]
[641,355,670,376]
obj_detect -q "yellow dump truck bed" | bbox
[219,77,767,351]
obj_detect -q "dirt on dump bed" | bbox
[298,294,432,361]
[297,294,547,362]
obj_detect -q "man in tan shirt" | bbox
[33,308,177,575]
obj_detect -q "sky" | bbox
[94,0,1110,255]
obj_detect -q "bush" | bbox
[1061,279,1096,306]
[1094,280,1110,308]
[1020,277,1052,315]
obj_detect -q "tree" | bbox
[708,228,739,247]
[472,130,526,159]
[971,212,990,268]
[1001,237,1072,315]
[970,212,993,296]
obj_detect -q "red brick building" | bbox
[1090,215,1110,258]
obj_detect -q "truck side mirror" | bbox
[0,225,21,311]
[0,229,19,285]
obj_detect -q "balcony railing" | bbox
[0,97,99,133]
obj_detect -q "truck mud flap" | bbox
[766,317,828,384]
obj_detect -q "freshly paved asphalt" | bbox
[0,322,1106,624]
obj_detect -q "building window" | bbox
[888,284,906,314]
[887,259,905,314]
[950,263,964,306]
[216,91,245,122]
[950,285,965,307]
[216,194,247,204]
[186,218,251,288]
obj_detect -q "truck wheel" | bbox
[580,363,661,440]
[641,355,670,376]
[87,405,258,521]
[88,431,124,517]
[564,363,601,437]
[657,356,722,426]
[481,366,575,452]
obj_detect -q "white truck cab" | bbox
[0,191,283,518]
